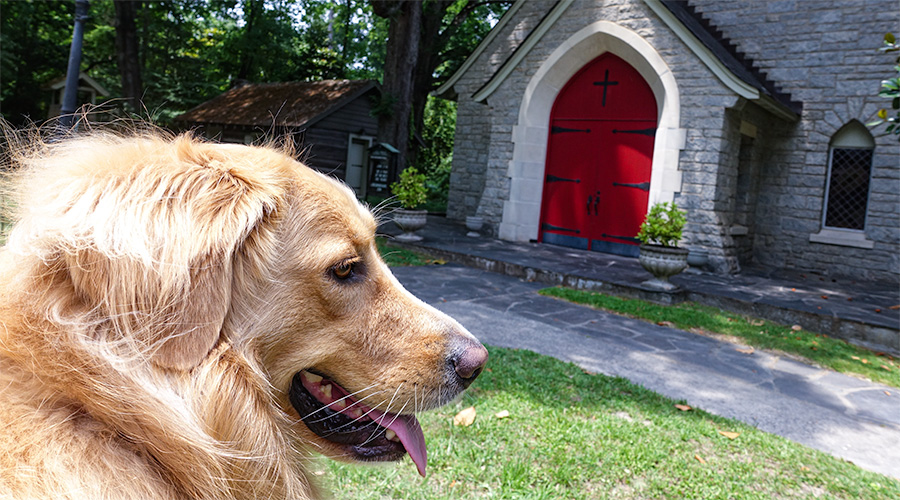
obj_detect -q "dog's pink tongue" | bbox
[371,410,427,477]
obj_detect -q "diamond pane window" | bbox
[824,122,874,231]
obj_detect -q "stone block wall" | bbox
[446,1,553,228]
[690,0,899,280]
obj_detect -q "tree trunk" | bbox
[371,0,422,172]
[114,0,142,112]
[237,0,263,82]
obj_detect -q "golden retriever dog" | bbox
[0,129,487,499]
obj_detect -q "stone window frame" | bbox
[809,121,875,249]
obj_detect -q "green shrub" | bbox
[636,201,686,247]
[868,33,900,141]
[390,166,427,209]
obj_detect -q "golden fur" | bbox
[0,130,486,499]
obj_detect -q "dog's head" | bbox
[7,132,487,479]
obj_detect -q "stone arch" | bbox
[499,21,685,242]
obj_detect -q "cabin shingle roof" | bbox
[175,79,378,128]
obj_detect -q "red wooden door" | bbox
[539,53,657,257]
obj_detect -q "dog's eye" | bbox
[332,262,354,280]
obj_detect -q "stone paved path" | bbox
[386,216,900,355]
[392,263,900,480]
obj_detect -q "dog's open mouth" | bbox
[288,370,428,477]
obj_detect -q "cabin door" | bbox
[539,53,658,257]
[345,135,372,198]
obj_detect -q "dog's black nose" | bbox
[451,339,489,387]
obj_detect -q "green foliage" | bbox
[432,0,511,83]
[416,96,457,213]
[375,237,432,266]
[540,286,900,388]
[327,345,900,498]
[0,0,81,124]
[297,0,387,80]
[636,201,686,247]
[868,33,900,141]
[390,166,427,209]
[0,0,388,126]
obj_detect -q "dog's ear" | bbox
[51,135,284,370]
[144,253,234,370]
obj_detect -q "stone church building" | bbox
[437,0,899,281]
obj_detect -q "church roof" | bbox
[659,0,802,116]
[175,79,379,128]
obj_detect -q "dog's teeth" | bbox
[346,407,363,419]
[331,400,347,410]
[385,429,398,442]
[321,384,332,399]
[304,372,323,384]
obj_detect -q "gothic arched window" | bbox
[823,121,874,231]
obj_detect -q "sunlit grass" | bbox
[539,287,900,388]
[325,346,899,499]
[376,237,434,267]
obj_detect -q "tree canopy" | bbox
[1,0,510,204]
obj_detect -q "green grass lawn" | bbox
[540,287,900,389]
[324,346,899,499]
[376,237,439,267]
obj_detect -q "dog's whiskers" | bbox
[356,384,412,448]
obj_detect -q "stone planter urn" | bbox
[394,209,427,242]
[686,248,710,270]
[465,215,484,237]
[639,244,689,291]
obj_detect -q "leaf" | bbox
[750,319,765,326]
[791,325,803,331]
[887,32,897,44]
[718,430,740,440]
[735,347,755,355]
[674,404,692,412]
[889,304,900,310]
[453,406,477,427]
[495,410,510,419]
[694,454,706,464]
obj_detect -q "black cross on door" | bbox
[592,69,619,106]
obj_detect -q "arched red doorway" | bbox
[538,53,658,257]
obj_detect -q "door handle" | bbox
[586,195,593,215]
[594,192,600,215]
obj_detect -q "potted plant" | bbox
[391,166,428,242]
[636,201,689,291]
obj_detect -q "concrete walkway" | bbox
[386,216,900,355]
[392,263,900,480]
